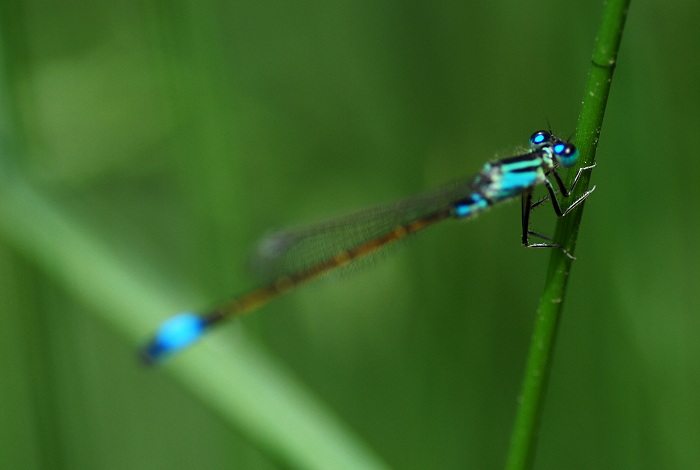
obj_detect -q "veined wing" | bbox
[250,175,482,282]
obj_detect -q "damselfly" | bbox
[142,130,595,363]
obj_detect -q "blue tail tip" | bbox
[141,312,206,364]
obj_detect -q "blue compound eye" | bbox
[529,130,552,149]
[553,142,579,168]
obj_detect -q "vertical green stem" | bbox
[505,1,631,469]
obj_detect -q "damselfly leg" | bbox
[522,164,597,259]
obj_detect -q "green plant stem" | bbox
[505,1,631,469]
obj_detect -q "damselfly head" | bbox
[530,131,578,168]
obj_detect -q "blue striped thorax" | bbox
[452,131,579,219]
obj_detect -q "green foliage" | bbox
[1,1,699,469]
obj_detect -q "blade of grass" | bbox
[506,1,631,469]
[0,10,389,465]
[0,171,392,470]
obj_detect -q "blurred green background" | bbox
[0,0,698,469]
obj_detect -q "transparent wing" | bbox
[249,176,481,281]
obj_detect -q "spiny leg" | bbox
[531,164,596,210]
[542,176,596,218]
[528,230,553,241]
[521,191,576,260]
[523,164,596,259]
[552,164,596,198]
